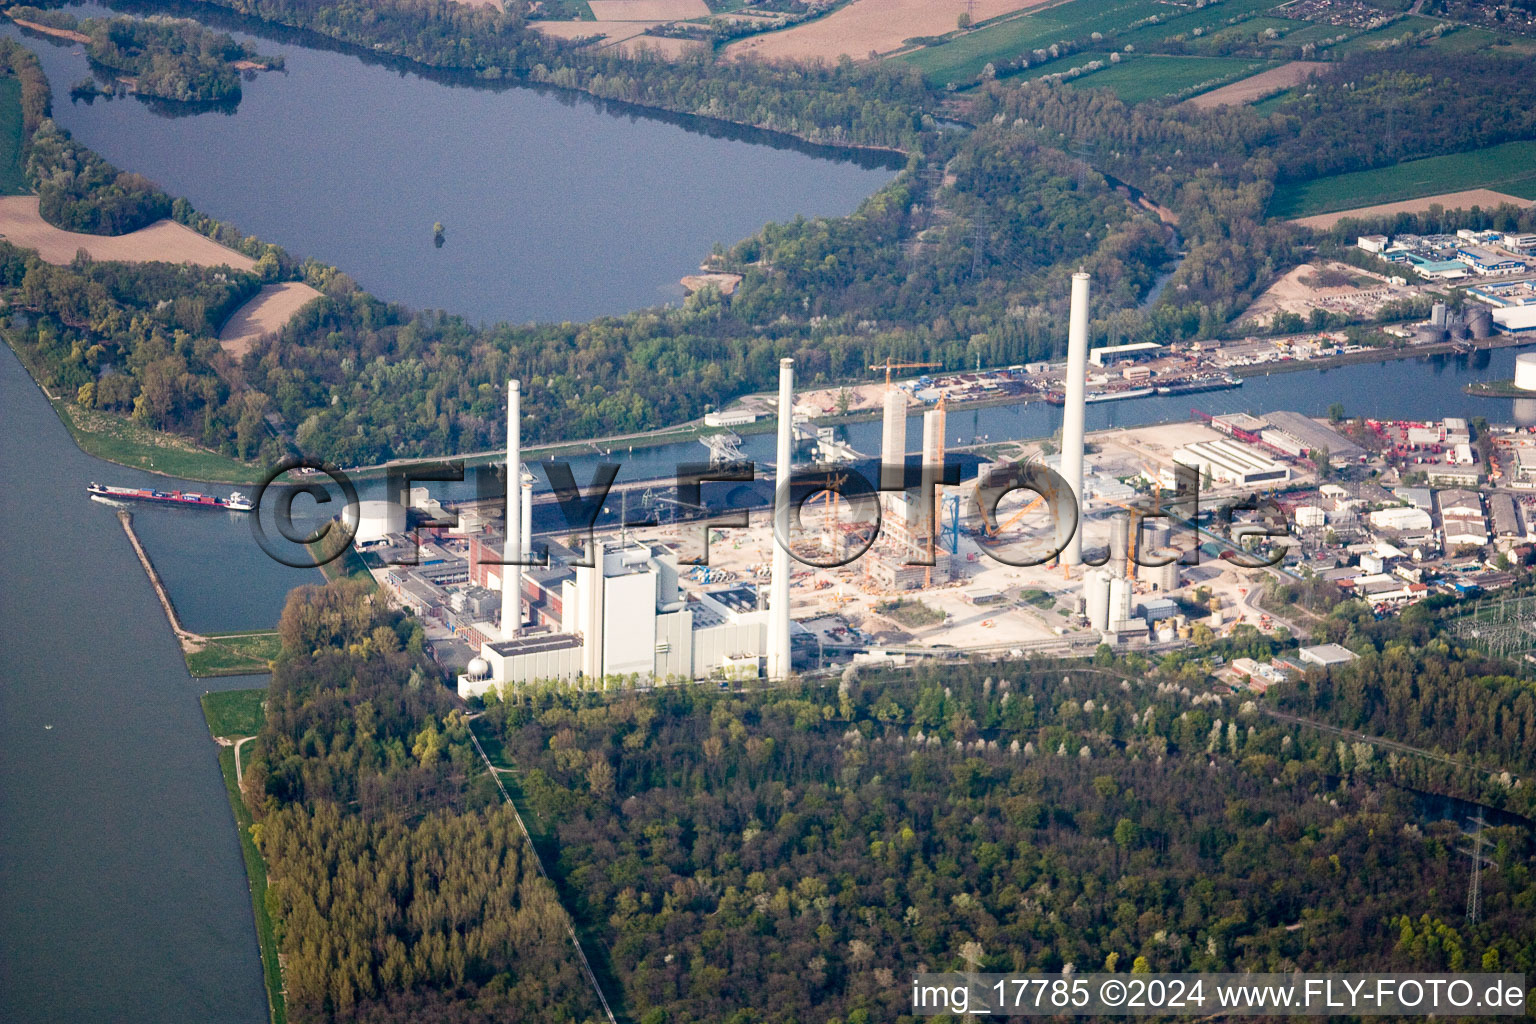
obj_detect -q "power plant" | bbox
[325,270,1203,699]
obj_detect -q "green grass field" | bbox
[1070,54,1273,103]
[202,687,268,738]
[899,0,1168,85]
[0,77,26,195]
[185,631,282,678]
[200,689,286,1024]
[1426,24,1536,56]
[1270,140,1536,219]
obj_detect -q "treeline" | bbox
[240,582,602,1023]
[478,658,1536,1023]
[9,8,284,104]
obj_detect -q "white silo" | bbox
[1515,352,1536,392]
[1145,549,1181,592]
[1084,568,1111,631]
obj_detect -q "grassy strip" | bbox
[1270,140,1536,218]
[201,690,285,1024]
[186,632,281,677]
[50,397,261,484]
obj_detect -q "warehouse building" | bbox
[1169,439,1290,487]
[1260,411,1367,463]
[1456,245,1526,276]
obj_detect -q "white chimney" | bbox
[880,387,908,491]
[501,380,522,640]
[1059,272,1090,568]
[520,470,533,563]
[767,358,794,679]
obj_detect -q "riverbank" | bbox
[1464,378,1532,398]
[201,689,286,1024]
[1229,332,1531,379]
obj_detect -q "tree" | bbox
[1328,402,1346,423]
[957,12,972,29]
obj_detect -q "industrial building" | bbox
[1259,410,1367,463]
[1494,306,1536,334]
[1456,246,1526,276]
[1088,341,1161,367]
[1169,439,1291,487]
[455,369,798,697]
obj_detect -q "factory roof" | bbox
[1493,306,1536,331]
[1298,643,1358,666]
[487,632,583,657]
[1261,410,1368,461]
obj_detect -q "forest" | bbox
[239,576,1536,1024]
[239,582,604,1024]
[7,7,285,104]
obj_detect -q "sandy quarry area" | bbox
[1240,260,1415,327]
[1290,189,1536,230]
[0,196,257,270]
[724,0,1051,63]
[587,0,708,18]
[1185,61,1325,109]
[219,282,323,358]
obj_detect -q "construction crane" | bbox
[870,358,940,387]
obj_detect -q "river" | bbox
[0,343,289,1022]
[3,4,898,325]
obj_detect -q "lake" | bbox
[4,5,898,324]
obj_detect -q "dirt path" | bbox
[0,197,256,269]
[234,736,253,789]
[1289,189,1536,230]
[725,0,1052,63]
[219,282,323,357]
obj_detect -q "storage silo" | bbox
[1431,302,1448,328]
[1084,568,1111,631]
[1109,513,1130,579]
[1145,549,1180,591]
[1516,352,1536,392]
[1468,308,1493,340]
[1108,576,1134,630]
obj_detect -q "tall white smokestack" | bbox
[767,358,794,679]
[880,387,908,491]
[501,380,522,640]
[1059,271,1091,569]
[520,470,533,564]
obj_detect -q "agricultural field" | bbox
[1270,140,1536,219]
[901,0,1302,88]
[1425,24,1536,54]
[0,77,25,195]
[1068,54,1274,103]
[724,0,1047,64]
[1185,59,1324,108]
[898,0,1168,85]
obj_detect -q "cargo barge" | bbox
[87,483,253,511]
